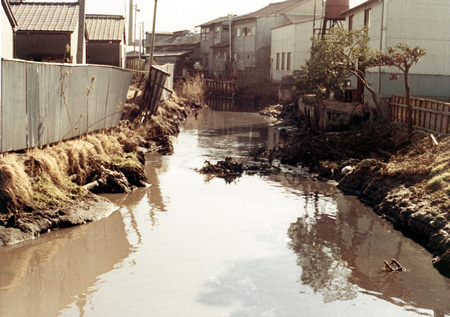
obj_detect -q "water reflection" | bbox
[288,188,450,315]
[0,211,130,316]
[206,97,258,113]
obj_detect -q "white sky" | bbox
[34,0,367,33]
[85,0,366,32]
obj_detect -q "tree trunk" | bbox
[404,68,413,136]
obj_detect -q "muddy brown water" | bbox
[1,107,450,316]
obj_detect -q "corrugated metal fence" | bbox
[1,59,133,152]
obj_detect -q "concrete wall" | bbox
[255,15,288,68]
[1,6,14,59]
[87,42,122,67]
[233,19,257,71]
[271,24,295,82]
[271,19,314,82]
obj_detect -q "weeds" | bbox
[174,76,206,104]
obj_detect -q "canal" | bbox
[1,106,449,316]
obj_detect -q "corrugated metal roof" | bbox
[86,14,125,41]
[153,51,191,57]
[235,0,310,21]
[10,2,79,32]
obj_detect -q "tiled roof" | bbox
[236,0,310,21]
[155,33,200,47]
[198,16,229,27]
[10,2,79,32]
[86,14,125,41]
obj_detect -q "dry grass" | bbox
[0,155,33,212]
[0,130,141,213]
[174,76,206,104]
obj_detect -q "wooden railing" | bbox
[203,79,238,96]
[390,95,450,134]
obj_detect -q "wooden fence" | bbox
[390,95,450,134]
[203,79,238,96]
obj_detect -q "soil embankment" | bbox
[265,104,450,276]
[0,91,193,246]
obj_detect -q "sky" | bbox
[84,0,366,33]
[33,0,366,33]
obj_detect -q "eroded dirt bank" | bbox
[266,104,450,276]
[0,95,192,246]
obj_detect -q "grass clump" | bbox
[174,76,205,104]
[426,172,450,192]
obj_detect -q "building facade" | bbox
[86,14,126,67]
[10,1,84,63]
[2,0,16,59]
[342,0,450,103]
[198,16,230,77]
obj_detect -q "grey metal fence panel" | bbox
[1,61,28,151]
[0,59,133,153]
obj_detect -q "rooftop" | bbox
[86,14,125,41]
[155,32,200,47]
[10,1,79,32]
[235,0,310,21]
[340,0,377,16]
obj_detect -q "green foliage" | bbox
[293,36,345,98]
[372,43,426,72]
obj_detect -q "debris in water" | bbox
[383,259,406,272]
[197,157,281,183]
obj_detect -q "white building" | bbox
[271,15,314,82]
[342,0,450,103]
[1,0,17,59]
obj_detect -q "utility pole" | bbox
[76,0,85,63]
[149,0,158,66]
[128,0,133,45]
[139,22,144,58]
[133,5,140,54]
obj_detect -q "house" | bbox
[85,14,126,67]
[144,31,172,54]
[270,15,314,82]
[149,30,200,77]
[2,0,17,59]
[341,0,450,106]
[231,0,317,86]
[198,16,231,77]
[270,0,349,83]
[10,1,84,63]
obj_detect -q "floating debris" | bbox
[197,157,281,183]
[383,259,406,272]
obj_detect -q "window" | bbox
[287,53,291,71]
[201,27,210,40]
[214,26,220,39]
[281,53,285,70]
[276,53,280,70]
[348,15,353,31]
[364,9,371,31]
[235,28,241,37]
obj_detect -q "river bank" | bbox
[0,93,193,246]
[263,104,450,276]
